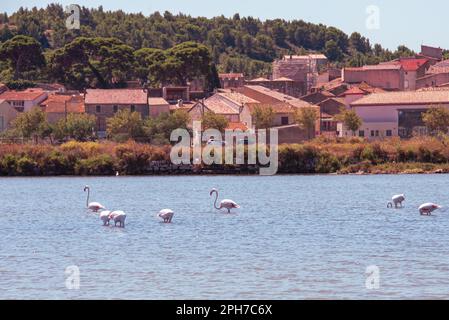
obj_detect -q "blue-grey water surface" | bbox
[1,175,449,299]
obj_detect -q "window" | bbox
[96,105,101,113]
[386,130,392,137]
[371,130,375,137]
[113,105,118,113]
[359,130,365,137]
[130,105,136,112]
[281,116,289,125]
[375,130,379,137]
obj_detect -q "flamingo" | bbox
[419,203,442,216]
[158,209,174,223]
[84,185,105,212]
[100,210,112,226]
[387,194,405,209]
[210,188,240,213]
[109,210,126,228]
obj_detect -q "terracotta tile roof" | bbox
[342,87,366,95]
[41,94,84,113]
[0,89,47,101]
[249,77,270,82]
[272,77,294,82]
[357,82,386,94]
[382,58,428,72]
[219,73,244,78]
[227,122,248,131]
[351,90,449,106]
[218,91,259,105]
[243,85,313,108]
[148,98,169,105]
[85,89,148,105]
[246,102,308,114]
[345,64,402,72]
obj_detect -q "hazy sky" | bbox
[2,0,446,51]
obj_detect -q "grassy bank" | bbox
[1,137,449,176]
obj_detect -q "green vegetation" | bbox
[201,112,229,132]
[422,106,449,136]
[2,137,449,176]
[336,107,363,136]
[0,4,423,84]
[294,107,317,139]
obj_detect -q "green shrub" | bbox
[75,155,115,175]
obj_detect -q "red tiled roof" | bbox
[383,58,428,72]
[0,89,46,101]
[41,94,84,113]
[85,89,148,105]
[345,64,402,72]
[227,122,248,131]
[342,87,366,95]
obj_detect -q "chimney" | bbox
[177,99,183,108]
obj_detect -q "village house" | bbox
[0,89,48,112]
[188,91,258,126]
[246,77,306,98]
[419,45,443,64]
[84,89,149,134]
[218,73,245,89]
[342,64,405,91]
[0,99,18,132]
[272,54,328,92]
[416,60,449,89]
[381,57,430,91]
[40,93,85,124]
[148,86,191,104]
[148,97,171,118]
[347,90,449,139]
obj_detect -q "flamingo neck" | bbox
[86,188,90,207]
[213,191,220,210]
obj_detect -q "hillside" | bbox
[0,4,431,78]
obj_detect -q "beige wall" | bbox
[0,101,19,132]
[149,104,170,118]
[85,103,149,132]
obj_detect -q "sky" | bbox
[2,0,447,51]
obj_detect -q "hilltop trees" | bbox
[0,5,420,80]
[0,35,45,80]
[48,37,135,89]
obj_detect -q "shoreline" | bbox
[3,138,449,176]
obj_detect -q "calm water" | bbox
[1,174,449,299]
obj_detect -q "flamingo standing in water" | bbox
[387,194,405,208]
[419,203,442,216]
[158,209,174,223]
[109,211,126,228]
[210,188,240,213]
[100,210,112,226]
[84,186,105,212]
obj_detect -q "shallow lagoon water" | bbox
[1,174,449,299]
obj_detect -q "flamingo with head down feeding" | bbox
[210,188,240,213]
[419,203,442,216]
[100,210,112,226]
[84,185,105,212]
[158,209,174,223]
[387,194,405,209]
[109,210,126,228]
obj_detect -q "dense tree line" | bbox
[0,4,442,84]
